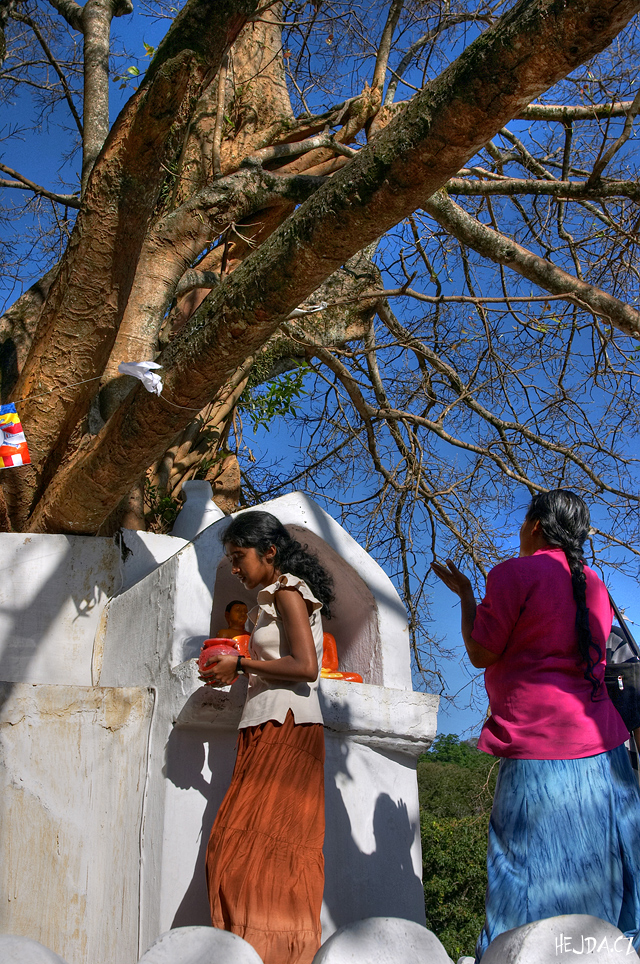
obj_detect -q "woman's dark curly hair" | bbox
[525,489,600,697]
[221,510,335,618]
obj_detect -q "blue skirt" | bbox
[476,744,640,961]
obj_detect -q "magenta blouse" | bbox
[473,547,628,759]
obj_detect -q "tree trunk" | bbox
[5,0,260,528]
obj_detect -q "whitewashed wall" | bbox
[0,683,154,964]
[0,493,438,964]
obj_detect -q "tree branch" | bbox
[371,0,404,93]
[246,131,359,166]
[423,190,640,339]
[99,168,325,418]
[0,162,81,208]
[376,301,639,502]
[588,87,640,183]
[212,53,228,178]
[517,100,635,121]
[445,175,640,200]
[46,0,83,32]
[14,10,83,136]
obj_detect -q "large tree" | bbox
[1,0,640,682]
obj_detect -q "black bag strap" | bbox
[608,592,640,659]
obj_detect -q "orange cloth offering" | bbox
[320,669,363,682]
[319,632,363,683]
[321,632,339,671]
[206,711,325,964]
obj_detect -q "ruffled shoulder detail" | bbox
[256,572,323,618]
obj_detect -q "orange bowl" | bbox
[199,638,240,684]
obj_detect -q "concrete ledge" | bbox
[170,662,438,755]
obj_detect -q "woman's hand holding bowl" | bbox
[198,641,241,687]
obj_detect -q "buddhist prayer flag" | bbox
[0,403,30,468]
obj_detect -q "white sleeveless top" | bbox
[238,573,325,728]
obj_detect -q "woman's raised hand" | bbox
[431,559,473,598]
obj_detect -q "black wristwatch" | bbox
[236,654,246,676]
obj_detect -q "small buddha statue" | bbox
[216,600,251,657]
[320,632,363,683]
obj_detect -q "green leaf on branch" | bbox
[238,365,309,432]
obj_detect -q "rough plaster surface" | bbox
[321,737,427,936]
[139,926,264,964]
[481,915,640,963]
[0,683,154,964]
[0,533,119,685]
[0,495,439,963]
[120,530,187,592]
[0,935,69,964]
[312,917,453,964]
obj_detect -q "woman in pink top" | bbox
[432,490,640,960]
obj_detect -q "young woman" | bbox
[432,490,640,960]
[200,510,334,964]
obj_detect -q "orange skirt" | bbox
[206,711,325,964]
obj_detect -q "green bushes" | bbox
[419,735,498,961]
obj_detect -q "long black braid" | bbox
[220,510,335,618]
[526,489,601,698]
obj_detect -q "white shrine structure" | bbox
[0,492,438,964]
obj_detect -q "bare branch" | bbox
[246,132,359,165]
[212,53,228,178]
[376,302,640,502]
[588,87,640,183]
[45,0,83,32]
[371,0,404,93]
[175,270,221,299]
[0,162,81,208]
[423,191,640,339]
[445,176,640,201]
[517,100,636,122]
[13,10,83,136]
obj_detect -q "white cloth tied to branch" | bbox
[288,301,328,317]
[118,361,163,395]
